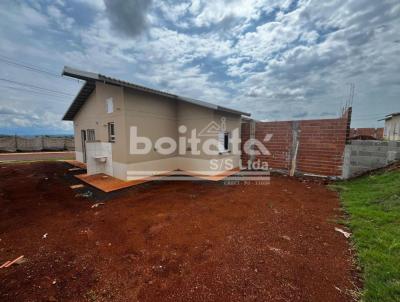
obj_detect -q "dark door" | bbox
[81,130,87,163]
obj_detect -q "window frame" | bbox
[224,132,229,151]
[106,97,114,114]
[218,131,230,154]
[108,122,115,143]
[87,129,96,142]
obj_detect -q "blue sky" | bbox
[0,0,399,135]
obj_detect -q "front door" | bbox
[81,130,87,163]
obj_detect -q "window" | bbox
[106,97,113,113]
[218,131,230,153]
[224,132,229,150]
[87,129,96,141]
[108,122,115,142]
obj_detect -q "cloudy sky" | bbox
[0,0,399,134]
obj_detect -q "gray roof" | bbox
[378,112,400,121]
[62,66,251,121]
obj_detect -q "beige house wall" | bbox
[73,82,126,164]
[174,103,242,176]
[124,88,179,164]
[73,82,243,181]
[177,101,215,159]
[177,103,242,158]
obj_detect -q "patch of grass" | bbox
[332,171,400,301]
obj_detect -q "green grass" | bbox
[331,170,400,302]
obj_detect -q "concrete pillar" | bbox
[289,121,300,176]
[249,119,256,166]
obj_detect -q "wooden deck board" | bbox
[65,160,87,170]
[75,173,149,192]
[74,169,240,193]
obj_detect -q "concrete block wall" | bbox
[65,138,75,151]
[342,140,400,178]
[15,137,43,151]
[0,136,75,152]
[43,137,70,150]
[0,136,17,152]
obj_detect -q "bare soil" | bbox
[0,162,359,302]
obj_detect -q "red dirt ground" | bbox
[0,162,359,302]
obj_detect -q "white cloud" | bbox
[158,0,290,28]
[0,105,72,131]
[0,0,399,132]
[47,5,75,30]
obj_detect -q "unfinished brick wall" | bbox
[296,118,348,176]
[254,121,292,171]
[349,128,384,139]
[241,120,293,171]
[241,109,352,177]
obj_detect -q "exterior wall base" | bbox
[115,155,240,181]
[75,151,83,163]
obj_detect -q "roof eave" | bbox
[62,66,99,81]
[62,81,96,121]
[217,106,251,117]
[61,66,251,120]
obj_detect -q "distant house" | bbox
[62,67,250,181]
[380,113,400,141]
[349,128,384,140]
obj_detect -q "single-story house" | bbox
[379,112,400,141]
[62,67,250,181]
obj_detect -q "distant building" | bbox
[380,113,400,141]
[349,128,384,140]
